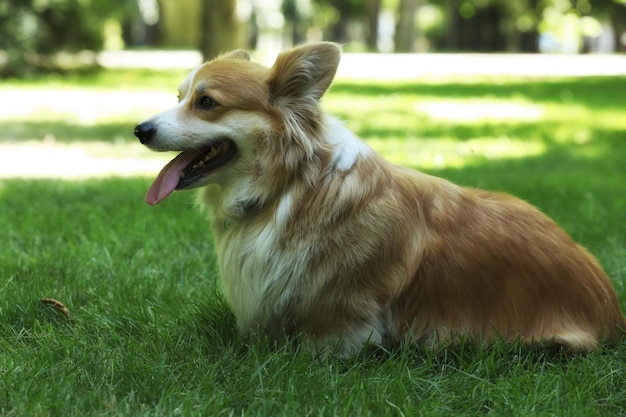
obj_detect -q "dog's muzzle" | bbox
[134,122,157,145]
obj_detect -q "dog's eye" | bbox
[198,96,218,109]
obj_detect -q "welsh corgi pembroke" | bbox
[134,42,625,355]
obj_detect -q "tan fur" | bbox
[138,42,625,355]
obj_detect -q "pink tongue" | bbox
[145,150,201,205]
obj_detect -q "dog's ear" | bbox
[219,49,250,61]
[267,42,340,105]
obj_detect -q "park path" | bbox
[98,49,626,78]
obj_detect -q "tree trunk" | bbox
[610,14,626,52]
[394,0,419,52]
[366,0,381,51]
[329,0,350,43]
[519,31,539,52]
[444,0,461,50]
[518,0,540,52]
[199,0,239,62]
[282,0,305,46]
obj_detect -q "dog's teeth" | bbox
[182,146,225,178]
[204,147,220,161]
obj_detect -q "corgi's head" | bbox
[134,42,341,207]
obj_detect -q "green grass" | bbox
[1,69,626,416]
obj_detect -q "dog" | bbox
[134,42,625,355]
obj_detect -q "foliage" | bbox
[199,0,239,61]
[0,0,137,76]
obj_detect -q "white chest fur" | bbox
[214,193,305,333]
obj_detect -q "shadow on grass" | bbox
[358,336,579,371]
[0,120,135,143]
[331,76,626,109]
[2,68,188,90]
[3,76,625,146]
[2,108,623,153]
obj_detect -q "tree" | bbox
[329,0,352,42]
[437,0,544,52]
[0,0,132,76]
[365,0,381,50]
[443,0,462,50]
[283,0,308,45]
[312,0,369,43]
[576,0,626,52]
[199,0,240,61]
[395,0,420,52]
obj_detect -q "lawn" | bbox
[1,69,626,416]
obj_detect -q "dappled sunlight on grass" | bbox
[413,100,543,122]
[329,77,626,172]
[343,95,549,168]
[0,74,624,179]
[367,137,547,169]
[0,140,170,179]
[0,82,179,179]
[0,89,175,125]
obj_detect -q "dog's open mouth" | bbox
[178,140,237,189]
[145,139,236,205]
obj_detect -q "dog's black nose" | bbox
[134,122,157,144]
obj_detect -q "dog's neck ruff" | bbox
[325,116,373,171]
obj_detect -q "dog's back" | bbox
[388,169,626,351]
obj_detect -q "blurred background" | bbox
[1,0,625,76]
[0,0,624,180]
